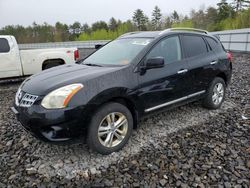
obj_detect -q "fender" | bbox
[20,49,76,75]
[88,87,142,110]
[81,87,144,128]
[38,51,70,66]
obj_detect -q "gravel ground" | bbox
[0,53,249,187]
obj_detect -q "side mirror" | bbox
[145,57,164,70]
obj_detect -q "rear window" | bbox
[182,35,208,58]
[0,38,10,53]
[205,37,221,51]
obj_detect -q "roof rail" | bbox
[119,31,143,38]
[160,28,208,35]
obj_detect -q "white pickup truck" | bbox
[0,35,79,79]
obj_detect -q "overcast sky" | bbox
[0,0,219,28]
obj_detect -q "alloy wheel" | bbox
[212,83,224,105]
[98,112,128,148]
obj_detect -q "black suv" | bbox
[12,28,232,154]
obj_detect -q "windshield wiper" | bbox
[84,63,103,67]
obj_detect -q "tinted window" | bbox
[182,35,207,58]
[206,37,221,51]
[0,38,10,53]
[147,36,181,64]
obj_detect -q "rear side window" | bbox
[182,35,208,58]
[147,36,182,64]
[0,38,10,53]
[205,37,221,51]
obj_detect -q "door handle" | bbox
[177,69,188,74]
[210,61,217,65]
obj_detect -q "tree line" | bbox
[0,0,249,43]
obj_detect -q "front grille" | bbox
[15,89,38,107]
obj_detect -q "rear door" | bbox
[0,37,22,78]
[205,36,232,84]
[181,34,218,94]
[137,35,191,112]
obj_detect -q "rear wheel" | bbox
[203,77,226,109]
[87,102,133,155]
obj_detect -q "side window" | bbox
[147,36,182,64]
[182,35,208,58]
[0,38,10,53]
[205,37,220,51]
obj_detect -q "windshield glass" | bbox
[83,38,152,66]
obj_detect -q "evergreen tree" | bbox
[231,0,250,11]
[205,7,218,30]
[92,21,108,32]
[82,23,91,34]
[54,22,70,42]
[69,22,82,34]
[132,9,149,31]
[217,0,235,21]
[171,11,180,23]
[109,17,118,31]
[151,6,162,30]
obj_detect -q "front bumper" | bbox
[11,104,87,142]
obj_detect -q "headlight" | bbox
[41,84,83,109]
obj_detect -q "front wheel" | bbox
[87,102,133,155]
[203,77,226,109]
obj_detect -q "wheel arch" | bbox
[42,58,65,70]
[216,72,228,86]
[106,97,139,129]
[85,88,141,129]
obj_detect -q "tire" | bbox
[87,102,133,155]
[203,77,226,109]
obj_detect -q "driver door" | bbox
[137,35,191,112]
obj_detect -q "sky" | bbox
[0,0,219,28]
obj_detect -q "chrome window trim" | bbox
[145,90,206,112]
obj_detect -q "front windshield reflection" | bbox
[83,38,152,66]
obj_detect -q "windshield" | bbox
[83,38,152,66]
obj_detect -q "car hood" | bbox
[21,64,124,95]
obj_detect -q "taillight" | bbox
[226,51,233,62]
[74,50,79,61]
